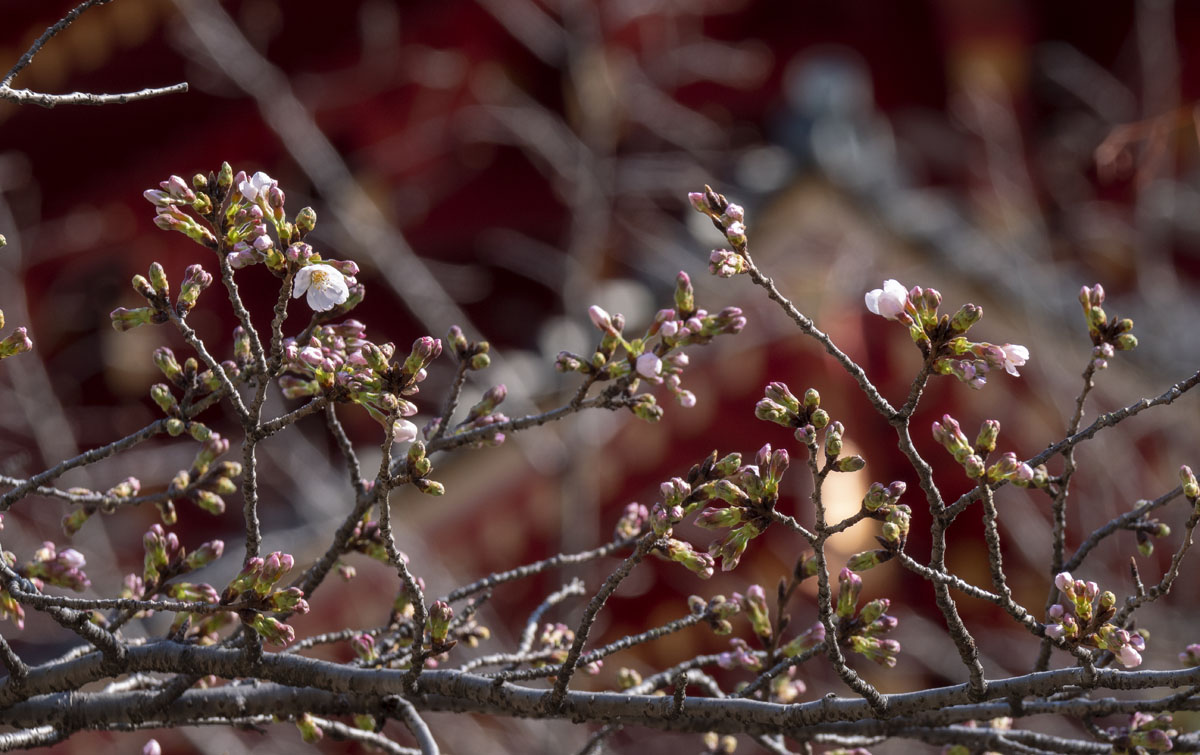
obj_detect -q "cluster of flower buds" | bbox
[688,185,748,268]
[613,502,649,540]
[770,666,809,704]
[688,593,743,636]
[835,568,901,667]
[344,518,411,569]
[739,584,772,640]
[556,273,743,418]
[0,308,32,361]
[144,173,217,247]
[153,346,241,412]
[931,414,1047,488]
[140,523,224,588]
[864,279,1030,390]
[145,167,363,315]
[60,476,142,535]
[660,537,716,579]
[781,621,826,658]
[1078,284,1138,369]
[111,261,215,332]
[755,383,843,458]
[533,622,589,670]
[435,383,509,449]
[153,437,241,524]
[1107,712,1177,754]
[844,481,911,572]
[279,322,452,455]
[16,542,91,596]
[1044,571,1145,667]
[1124,503,1172,557]
[445,325,491,371]
[681,445,789,571]
[717,637,762,671]
[222,551,309,645]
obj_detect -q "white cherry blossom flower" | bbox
[293,264,349,312]
[865,279,909,320]
[239,171,276,202]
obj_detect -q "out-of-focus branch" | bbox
[0,0,187,108]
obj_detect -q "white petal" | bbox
[865,289,883,315]
[292,266,312,299]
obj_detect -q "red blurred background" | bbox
[3,1,1200,752]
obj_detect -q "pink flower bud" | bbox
[636,353,662,379]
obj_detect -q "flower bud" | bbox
[0,327,33,359]
[975,419,1000,454]
[193,490,226,515]
[269,586,310,614]
[429,600,453,643]
[847,549,890,572]
[110,306,158,332]
[1114,333,1138,351]
[949,303,983,334]
[835,455,866,473]
[674,271,695,316]
[183,540,224,571]
[248,613,295,646]
[414,478,445,496]
[150,384,179,415]
[147,262,170,298]
[836,568,862,618]
[824,421,844,458]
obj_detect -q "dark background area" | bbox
[2,1,1200,752]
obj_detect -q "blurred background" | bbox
[3,0,1200,752]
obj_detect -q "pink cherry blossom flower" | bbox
[636,353,662,379]
[1116,644,1143,668]
[1000,343,1029,376]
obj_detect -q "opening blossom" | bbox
[239,171,276,202]
[865,279,909,320]
[392,419,418,443]
[293,264,349,312]
[999,343,1029,376]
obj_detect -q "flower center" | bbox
[310,269,329,288]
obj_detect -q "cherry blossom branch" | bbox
[0,1,187,108]
[5,642,1200,739]
[0,420,168,511]
[1065,486,1183,572]
[325,403,367,496]
[544,535,658,711]
[442,537,640,604]
[741,255,897,418]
